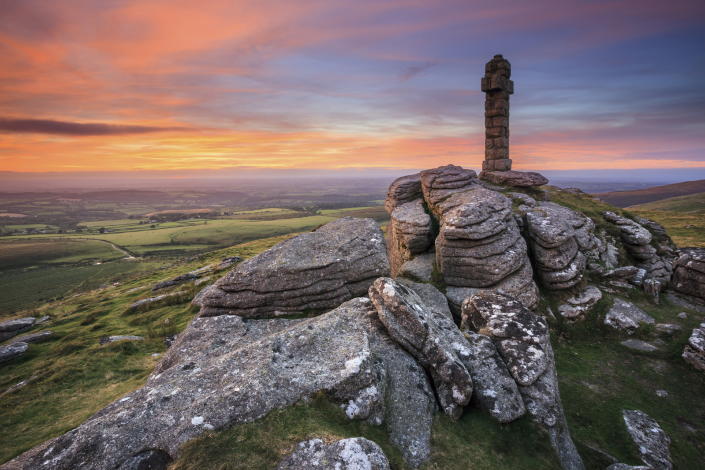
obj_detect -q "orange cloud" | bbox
[1,0,704,173]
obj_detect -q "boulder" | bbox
[99,335,144,345]
[195,218,389,318]
[461,292,584,470]
[0,342,28,364]
[0,317,36,342]
[587,230,620,272]
[384,173,422,214]
[602,212,673,285]
[671,247,705,302]
[419,164,478,217]
[525,203,595,290]
[479,170,549,187]
[371,278,524,424]
[654,323,681,336]
[508,191,537,208]
[604,298,655,333]
[11,331,54,344]
[369,278,473,419]
[126,292,185,313]
[397,279,453,321]
[682,323,705,372]
[557,286,602,321]
[6,298,436,470]
[388,200,433,275]
[153,273,200,291]
[277,438,390,470]
[398,251,435,283]
[622,410,672,470]
[633,216,677,259]
[461,330,526,423]
[620,339,658,353]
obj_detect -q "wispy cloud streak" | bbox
[0,118,183,136]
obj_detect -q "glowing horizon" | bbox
[1,0,704,173]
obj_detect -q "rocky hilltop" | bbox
[4,161,704,470]
[3,54,704,470]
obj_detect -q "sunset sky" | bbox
[1,0,704,173]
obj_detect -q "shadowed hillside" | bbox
[596,179,705,208]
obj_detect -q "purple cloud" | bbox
[0,118,182,136]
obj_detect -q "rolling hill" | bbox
[595,179,705,208]
[629,191,705,212]
[629,191,705,248]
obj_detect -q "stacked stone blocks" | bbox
[482,54,514,172]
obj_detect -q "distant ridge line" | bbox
[596,179,705,208]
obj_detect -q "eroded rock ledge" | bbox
[194,217,389,318]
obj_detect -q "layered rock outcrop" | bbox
[557,286,602,322]
[385,165,539,311]
[387,200,433,275]
[525,202,596,289]
[5,298,436,469]
[384,173,422,214]
[194,217,389,317]
[462,292,584,470]
[682,323,705,372]
[434,186,538,309]
[419,164,479,217]
[672,247,705,303]
[603,212,674,286]
[0,317,35,342]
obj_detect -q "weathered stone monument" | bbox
[479,54,548,188]
[481,54,513,172]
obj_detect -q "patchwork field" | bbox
[0,206,388,313]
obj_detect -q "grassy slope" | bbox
[1,194,704,469]
[630,192,705,248]
[0,235,294,462]
[0,238,123,270]
[595,179,705,208]
[3,215,338,256]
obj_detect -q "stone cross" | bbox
[481,54,513,172]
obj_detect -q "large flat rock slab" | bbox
[5,298,436,470]
[479,170,548,187]
[195,217,389,318]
